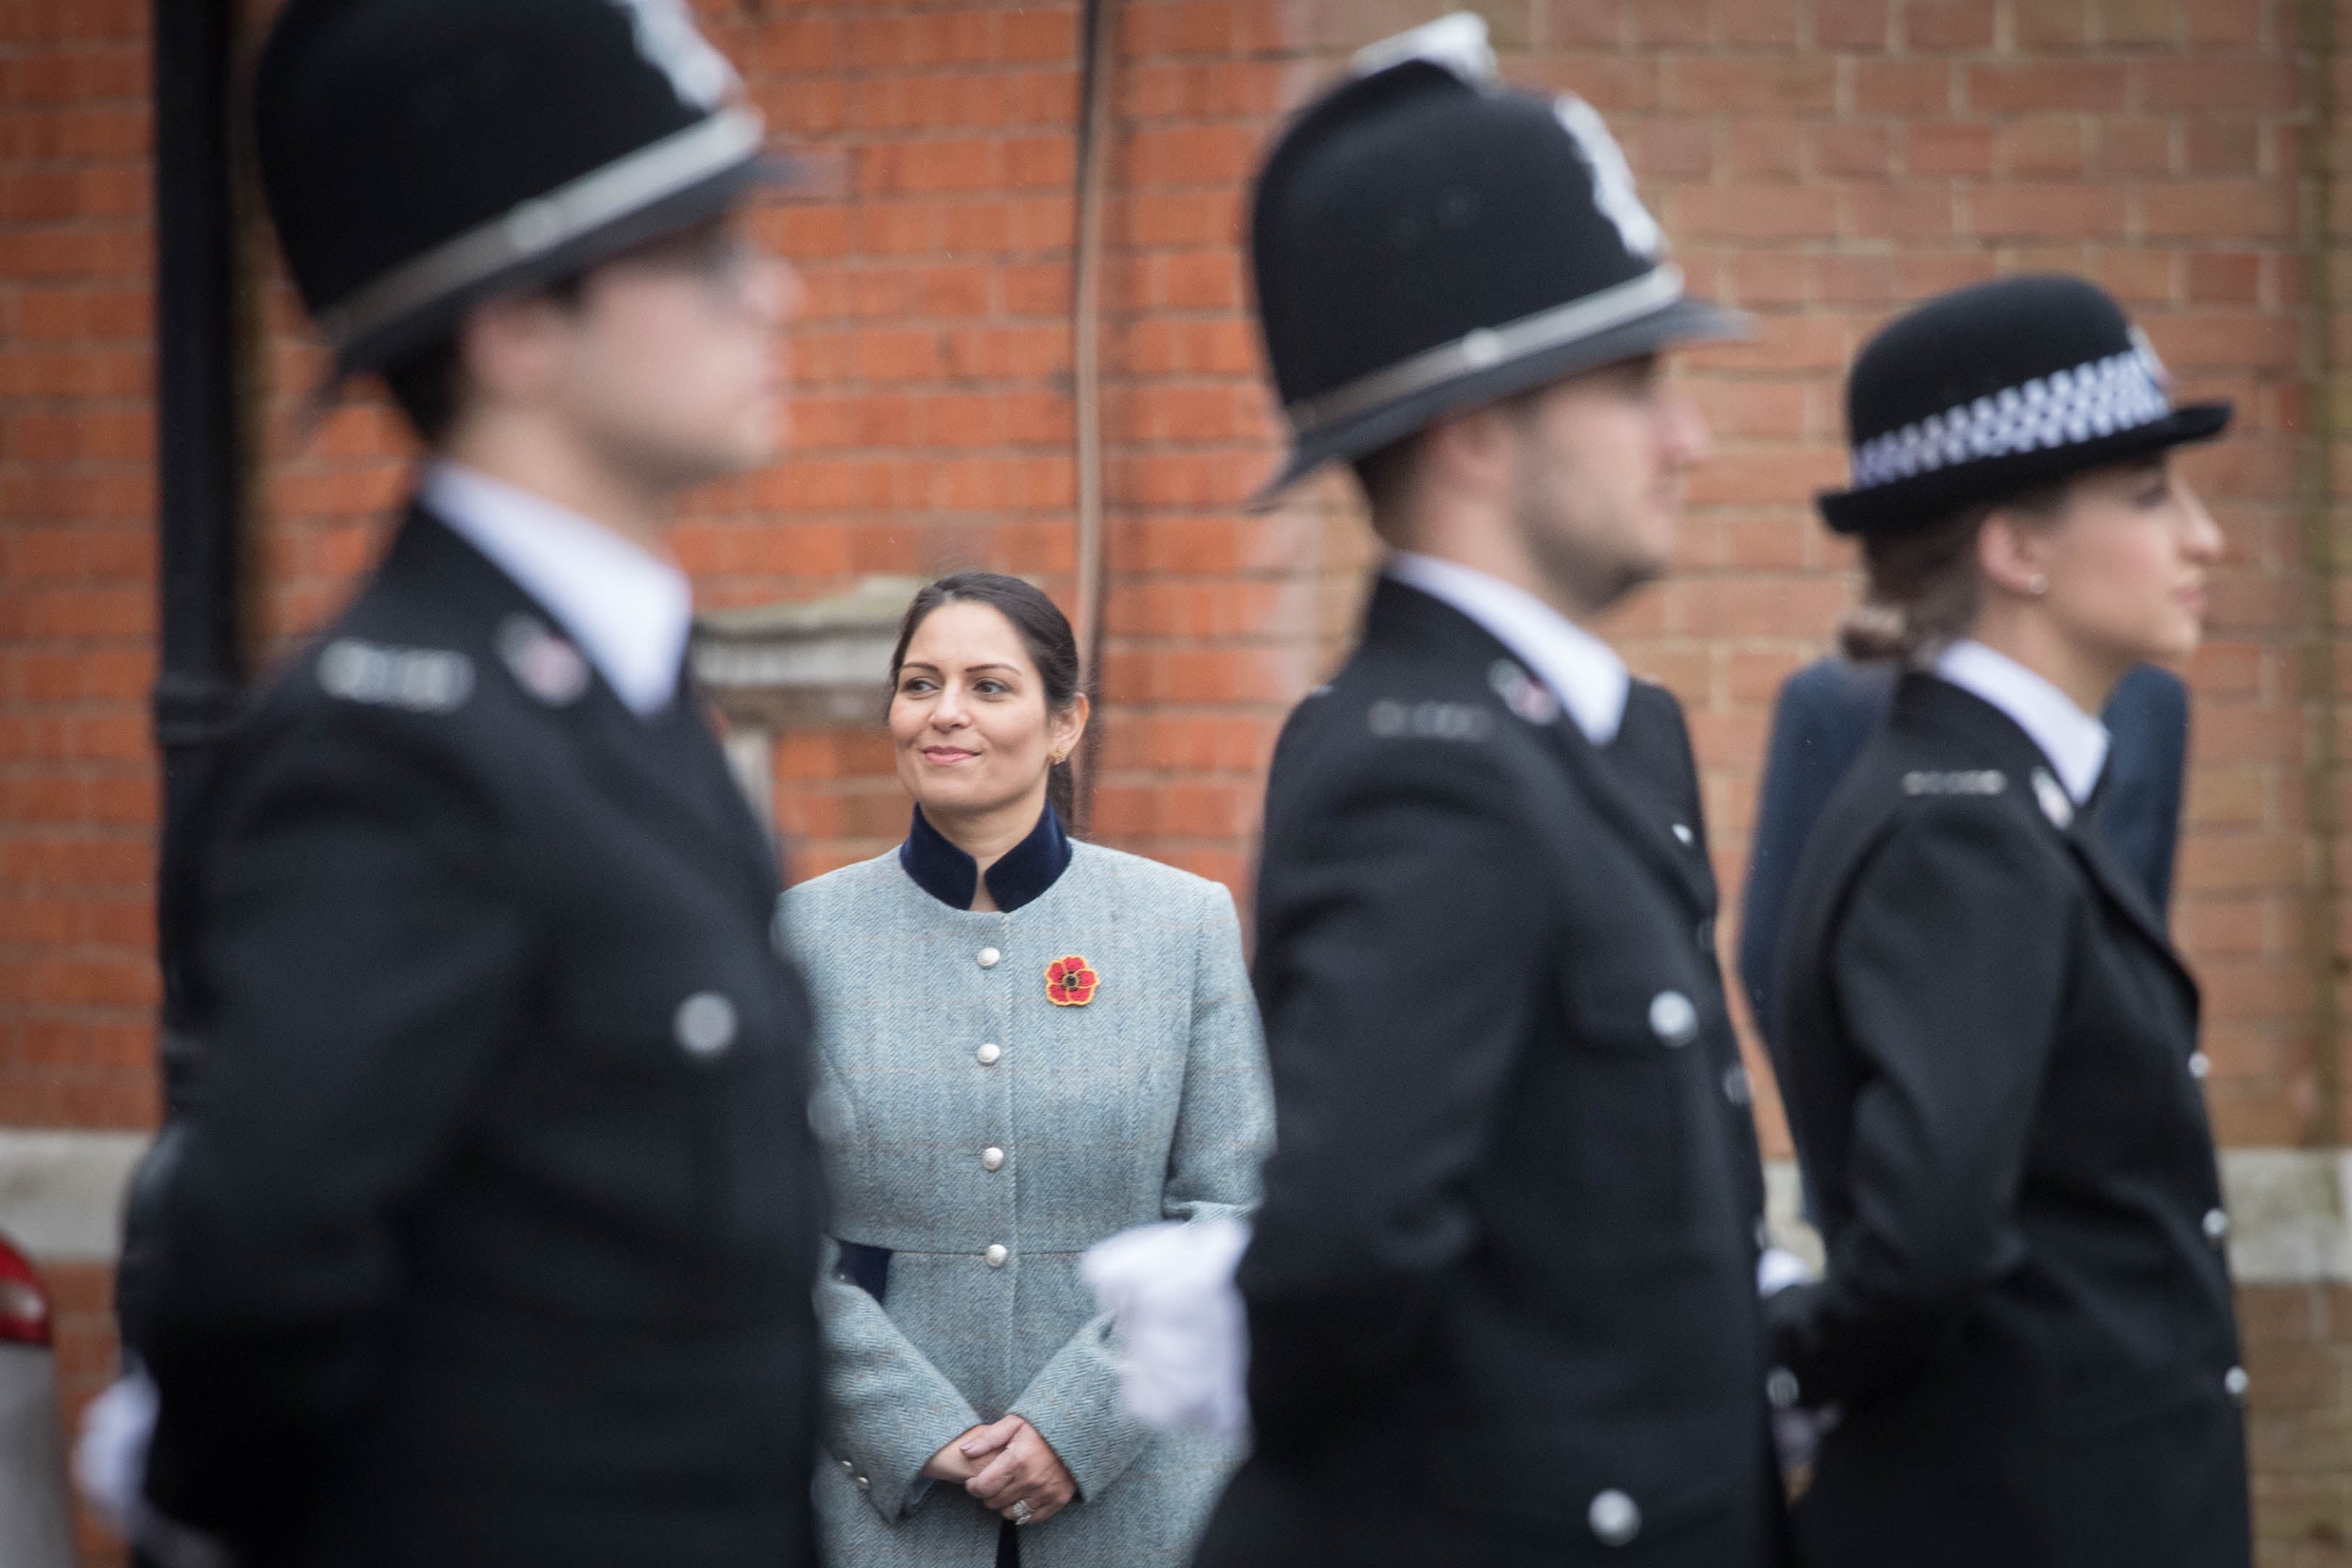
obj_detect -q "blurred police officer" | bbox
[1764,276,2247,1568]
[1193,17,1784,1567]
[127,2,823,1563]
[1737,657,2186,1060]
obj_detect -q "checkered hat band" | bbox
[1847,347,2173,493]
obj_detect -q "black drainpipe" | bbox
[122,0,247,1378]
[148,0,244,1097]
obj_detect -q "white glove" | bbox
[74,1368,232,1568]
[1757,1245,1815,1298]
[1081,1217,1252,1436]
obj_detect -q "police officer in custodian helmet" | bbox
[125,2,824,1563]
[1765,274,2250,1567]
[1193,17,1786,1567]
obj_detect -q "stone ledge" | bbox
[1765,1152,2352,1287]
[0,1131,150,1262]
[691,576,921,731]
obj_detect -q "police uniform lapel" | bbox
[1910,673,2193,997]
[1538,709,1714,916]
[1602,683,1719,913]
[2064,807,2194,996]
[1373,580,1713,914]
[414,508,770,890]
[576,673,754,842]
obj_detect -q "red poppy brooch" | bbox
[1046,955,1099,1007]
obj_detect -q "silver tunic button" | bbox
[856,1474,870,1491]
[1671,822,1695,846]
[2032,767,2074,827]
[840,1458,854,1471]
[1765,1366,1800,1410]
[2203,1208,2230,1243]
[1588,1488,1641,1546]
[674,992,738,1059]
[985,1243,1009,1268]
[977,947,1001,969]
[1648,991,1698,1047]
[2224,1365,2249,1402]
[976,1042,1002,1065]
[981,1146,1006,1172]
[2189,1051,2212,1080]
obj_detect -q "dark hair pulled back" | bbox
[1838,480,2068,663]
[889,572,1086,825]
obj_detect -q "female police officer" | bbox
[1765,274,2249,1567]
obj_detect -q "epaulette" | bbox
[316,637,473,714]
[1365,696,1495,743]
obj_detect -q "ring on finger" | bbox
[1010,1499,1034,1526]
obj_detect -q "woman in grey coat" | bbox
[781,573,1272,1568]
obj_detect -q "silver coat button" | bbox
[674,992,738,1058]
[2189,1051,2212,1080]
[976,1042,1002,1065]
[1723,1065,1752,1107]
[981,1146,1006,1172]
[856,1474,870,1491]
[2203,1208,2230,1243]
[2224,1365,2249,1402]
[1648,991,1698,1047]
[985,1243,1008,1268]
[1765,1366,1800,1410]
[1671,822,1695,846]
[1588,1488,1641,1546]
[840,1457,855,1471]
[977,947,1001,969]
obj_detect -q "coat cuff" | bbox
[1010,1311,1151,1504]
[830,1386,978,1522]
[817,1259,983,1522]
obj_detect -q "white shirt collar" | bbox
[1384,551,1629,745]
[1933,639,2110,804]
[419,461,694,719]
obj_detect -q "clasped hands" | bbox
[922,1414,1075,1525]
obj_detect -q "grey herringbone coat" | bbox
[783,840,1271,1568]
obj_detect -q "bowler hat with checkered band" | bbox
[1247,12,1745,503]
[1818,273,2232,536]
[254,0,796,381]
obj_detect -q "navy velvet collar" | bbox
[899,801,1071,912]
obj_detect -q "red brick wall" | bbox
[4,0,2349,1562]
[0,0,158,1136]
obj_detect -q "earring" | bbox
[2026,574,2048,597]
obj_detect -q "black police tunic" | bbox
[1194,579,1782,1568]
[137,506,824,1567]
[1767,671,2249,1568]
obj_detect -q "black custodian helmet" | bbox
[254,0,794,381]
[1818,274,2232,536]
[1248,13,1744,500]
